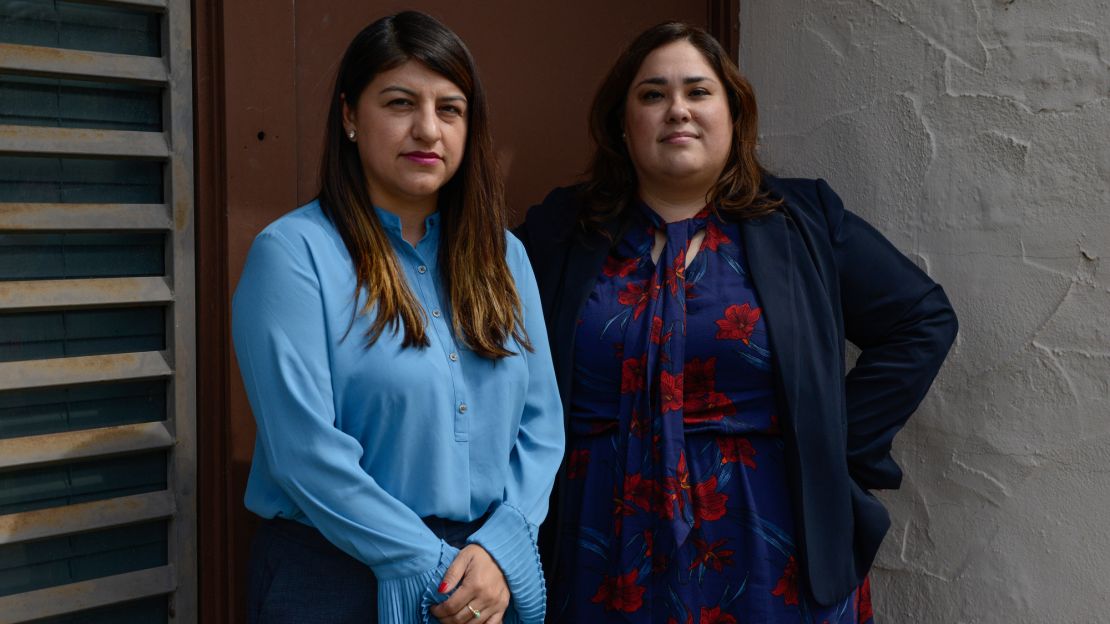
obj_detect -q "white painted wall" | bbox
[739,2,1110,622]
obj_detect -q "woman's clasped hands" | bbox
[430,545,510,623]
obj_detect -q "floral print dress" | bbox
[549,203,874,624]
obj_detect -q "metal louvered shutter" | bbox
[0,0,196,622]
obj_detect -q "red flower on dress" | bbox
[617,276,658,320]
[611,484,636,535]
[684,357,715,395]
[567,449,590,479]
[591,569,646,613]
[701,221,732,252]
[719,437,757,469]
[715,303,762,345]
[683,358,736,423]
[659,370,684,413]
[650,316,673,345]
[771,555,800,606]
[603,255,639,278]
[858,576,874,622]
[660,452,691,520]
[684,390,735,423]
[691,475,728,527]
[623,473,658,512]
[688,537,735,573]
[699,606,737,624]
[621,355,647,394]
[664,251,686,295]
[667,614,693,624]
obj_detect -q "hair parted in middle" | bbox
[580,21,782,231]
[318,10,529,359]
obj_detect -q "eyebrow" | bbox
[379,86,467,102]
[634,76,714,88]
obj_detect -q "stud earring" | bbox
[347,128,356,141]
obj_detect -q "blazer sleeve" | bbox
[465,235,564,624]
[816,179,959,490]
[232,230,458,623]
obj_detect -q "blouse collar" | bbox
[373,205,441,245]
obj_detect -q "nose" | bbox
[411,103,441,143]
[666,96,691,124]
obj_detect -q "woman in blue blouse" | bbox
[515,23,957,623]
[232,12,563,624]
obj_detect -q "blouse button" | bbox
[417,265,427,274]
[449,352,459,362]
[458,403,468,414]
[432,309,441,318]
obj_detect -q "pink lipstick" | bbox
[661,131,698,144]
[402,151,442,165]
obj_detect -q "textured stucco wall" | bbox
[739,2,1110,622]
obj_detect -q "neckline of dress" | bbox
[635,199,714,228]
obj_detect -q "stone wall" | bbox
[740,2,1110,622]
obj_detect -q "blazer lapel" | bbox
[741,211,800,434]
[743,203,848,569]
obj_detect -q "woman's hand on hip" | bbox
[429,544,510,623]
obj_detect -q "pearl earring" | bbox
[347,128,356,141]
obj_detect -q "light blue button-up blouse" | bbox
[232,200,564,623]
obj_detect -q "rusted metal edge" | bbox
[0,125,169,159]
[0,490,175,546]
[0,43,167,85]
[0,276,172,311]
[0,203,171,231]
[70,0,168,12]
[0,565,176,624]
[0,421,174,471]
[0,351,173,392]
[165,0,201,620]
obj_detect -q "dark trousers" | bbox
[248,516,485,623]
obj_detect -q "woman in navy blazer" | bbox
[514,22,957,623]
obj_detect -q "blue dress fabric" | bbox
[550,203,874,623]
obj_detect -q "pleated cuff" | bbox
[467,503,545,624]
[376,541,459,623]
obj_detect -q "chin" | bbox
[397,175,449,199]
[659,160,709,180]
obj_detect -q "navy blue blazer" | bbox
[513,176,958,606]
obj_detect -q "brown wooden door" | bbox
[194,2,736,620]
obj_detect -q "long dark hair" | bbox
[318,11,529,358]
[580,22,782,230]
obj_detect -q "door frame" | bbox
[192,3,740,621]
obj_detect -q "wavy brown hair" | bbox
[580,22,782,230]
[319,11,529,358]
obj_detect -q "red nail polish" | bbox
[438,582,448,593]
